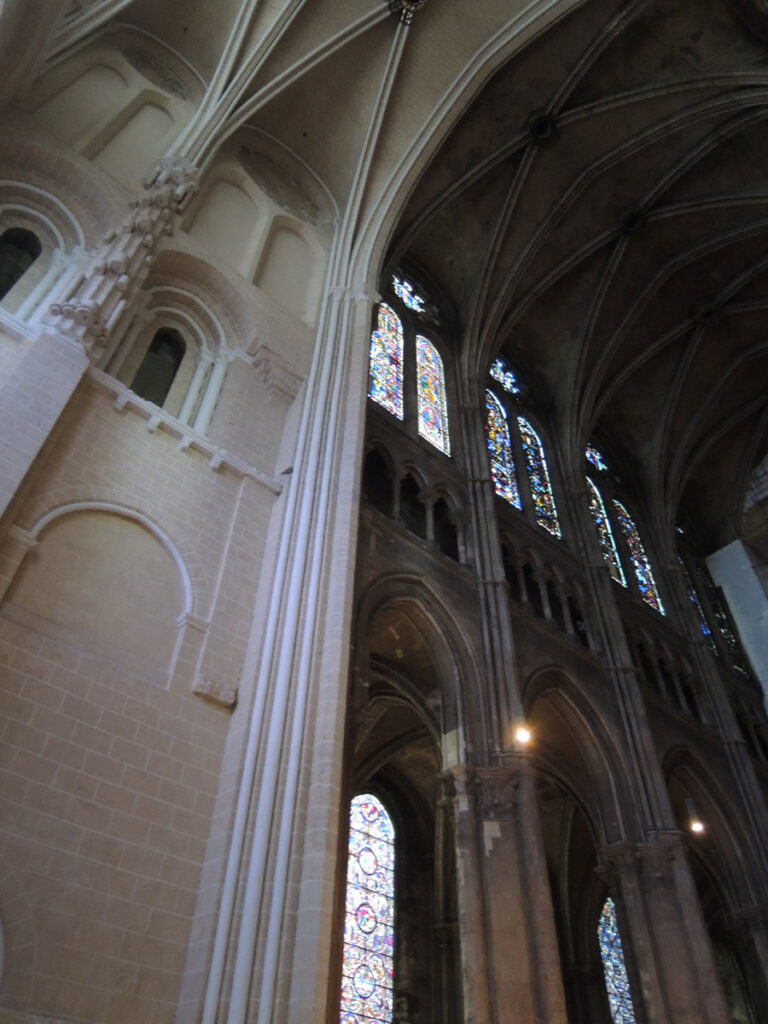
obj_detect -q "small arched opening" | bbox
[0,227,41,301]
[130,327,186,407]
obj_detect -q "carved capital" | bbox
[600,837,678,892]
[472,768,519,820]
[636,840,676,891]
[144,156,200,208]
[388,0,428,24]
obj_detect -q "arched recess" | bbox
[31,62,130,146]
[0,504,191,683]
[255,215,325,325]
[665,749,768,1022]
[344,576,484,1024]
[524,667,642,1024]
[91,94,177,189]
[0,182,87,319]
[185,173,263,277]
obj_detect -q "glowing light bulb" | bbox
[515,726,531,746]
[690,820,705,834]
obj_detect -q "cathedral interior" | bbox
[1,0,768,1022]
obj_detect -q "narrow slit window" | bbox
[485,390,520,508]
[340,794,395,1024]
[368,303,404,419]
[416,335,450,454]
[598,897,637,1024]
[587,478,626,586]
[517,415,561,538]
[612,500,665,614]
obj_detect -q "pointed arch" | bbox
[368,303,404,419]
[587,477,626,586]
[612,501,665,613]
[485,389,520,508]
[415,335,450,454]
[517,415,561,537]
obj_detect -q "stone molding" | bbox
[193,679,238,709]
[89,367,284,494]
[387,0,428,24]
[253,343,304,403]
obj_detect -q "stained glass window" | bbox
[416,335,450,455]
[612,501,665,614]
[490,358,520,394]
[340,794,395,1024]
[587,478,626,586]
[485,390,520,508]
[368,304,404,419]
[392,274,425,314]
[599,897,637,1024]
[586,444,608,471]
[518,416,561,538]
[678,557,716,653]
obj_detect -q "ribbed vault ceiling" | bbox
[390,0,768,550]
[22,0,768,551]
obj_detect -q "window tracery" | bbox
[612,500,665,614]
[489,357,520,395]
[340,794,395,1024]
[598,897,637,1024]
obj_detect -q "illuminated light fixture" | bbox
[685,797,705,835]
[515,725,532,746]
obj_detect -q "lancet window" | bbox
[587,477,626,586]
[340,794,395,1024]
[598,897,637,1024]
[485,369,562,538]
[416,335,450,455]
[613,500,665,614]
[368,303,404,419]
[367,277,451,456]
[517,415,561,538]
[485,390,520,508]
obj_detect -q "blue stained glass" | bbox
[340,795,395,1024]
[678,557,716,652]
[489,358,520,394]
[517,415,561,538]
[392,274,425,313]
[599,898,637,1024]
[613,500,665,614]
[416,335,450,455]
[485,390,520,508]
[368,304,404,418]
[586,444,608,471]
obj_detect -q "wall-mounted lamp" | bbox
[514,725,532,746]
[685,797,705,835]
